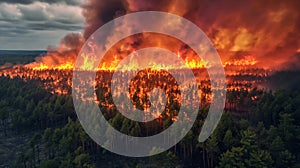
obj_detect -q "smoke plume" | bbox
[29,0,300,70]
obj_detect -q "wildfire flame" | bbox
[26,54,258,71]
[26,62,74,71]
[27,52,209,71]
[224,55,257,66]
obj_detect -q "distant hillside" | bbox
[0,50,46,69]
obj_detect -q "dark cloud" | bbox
[0,0,32,4]
[0,20,32,36]
[41,0,82,6]
[19,6,48,21]
[0,1,84,49]
[0,27,32,37]
[26,21,83,31]
[0,2,83,28]
[82,0,127,38]
[0,0,82,6]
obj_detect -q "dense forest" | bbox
[0,75,300,167]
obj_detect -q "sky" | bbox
[0,0,84,50]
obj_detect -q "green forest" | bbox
[0,75,300,168]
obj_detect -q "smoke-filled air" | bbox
[25,0,300,71]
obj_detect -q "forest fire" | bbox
[0,57,267,97]
[26,53,208,72]
[0,0,294,124]
[27,55,257,71]
[13,0,298,76]
[0,0,299,167]
[27,62,74,71]
[224,55,257,66]
[0,59,270,124]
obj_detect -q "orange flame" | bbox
[27,52,258,71]
[28,52,209,71]
[27,62,74,71]
[225,55,257,66]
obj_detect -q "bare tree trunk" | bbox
[211,154,214,168]
[203,149,206,168]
